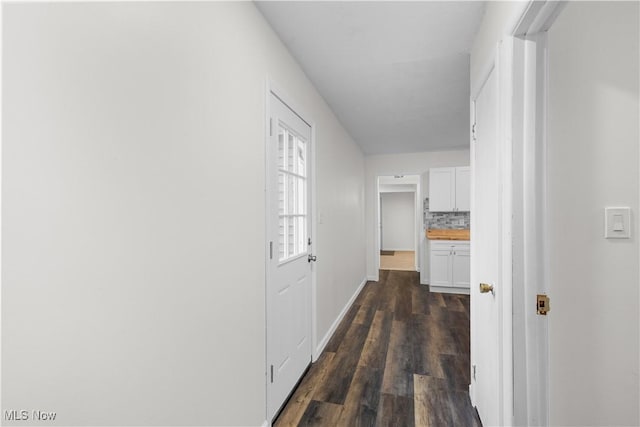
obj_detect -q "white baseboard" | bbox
[429,286,470,295]
[261,420,270,427]
[313,276,367,360]
[367,275,378,282]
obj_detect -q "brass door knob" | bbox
[479,283,494,295]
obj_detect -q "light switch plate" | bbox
[605,207,631,239]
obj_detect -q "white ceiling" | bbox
[257,1,485,155]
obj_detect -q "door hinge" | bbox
[270,365,274,383]
[537,294,550,315]
[471,123,477,142]
[270,118,273,137]
[472,364,476,381]
[269,241,273,260]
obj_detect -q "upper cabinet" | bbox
[454,167,470,212]
[428,168,455,212]
[428,166,470,212]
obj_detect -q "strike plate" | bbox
[537,294,550,315]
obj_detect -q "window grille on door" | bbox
[277,125,307,262]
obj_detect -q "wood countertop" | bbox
[426,229,470,241]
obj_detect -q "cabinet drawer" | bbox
[430,240,469,250]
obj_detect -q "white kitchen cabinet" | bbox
[454,167,470,212]
[428,168,455,212]
[429,247,452,287]
[428,166,470,212]
[451,245,470,288]
[429,240,470,294]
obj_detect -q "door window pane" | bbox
[288,217,296,257]
[278,172,285,216]
[278,216,285,260]
[277,123,308,262]
[297,177,305,215]
[278,129,286,170]
[297,139,306,177]
[287,175,297,215]
[297,216,305,254]
[287,132,296,174]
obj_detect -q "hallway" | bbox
[274,270,480,426]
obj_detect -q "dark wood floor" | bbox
[274,270,482,427]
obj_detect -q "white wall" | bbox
[547,2,639,425]
[380,192,415,251]
[365,150,469,281]
[2,3,366,426]
[470,1,527,93]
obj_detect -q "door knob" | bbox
[308,254,317,263]
[479,283,494,295]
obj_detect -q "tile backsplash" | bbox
[423,198,470,230]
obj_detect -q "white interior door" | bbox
[266,93,312,420]
[471,65,502,426]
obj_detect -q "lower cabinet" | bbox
[429,240,470,294]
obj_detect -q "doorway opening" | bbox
[377,175,421,272]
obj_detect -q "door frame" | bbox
[264,79,318,423]
[374,174,422,275]
[470,2,566,424]
[509,2,566,426]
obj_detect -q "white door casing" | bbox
[266,92,313,421]
[375,175,422,275]
[510,2,566,424]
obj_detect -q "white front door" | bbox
[471,65,502,426]
[266,93,313,420]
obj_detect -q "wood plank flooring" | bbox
[274,270,482,427]
[379,250,416,271]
